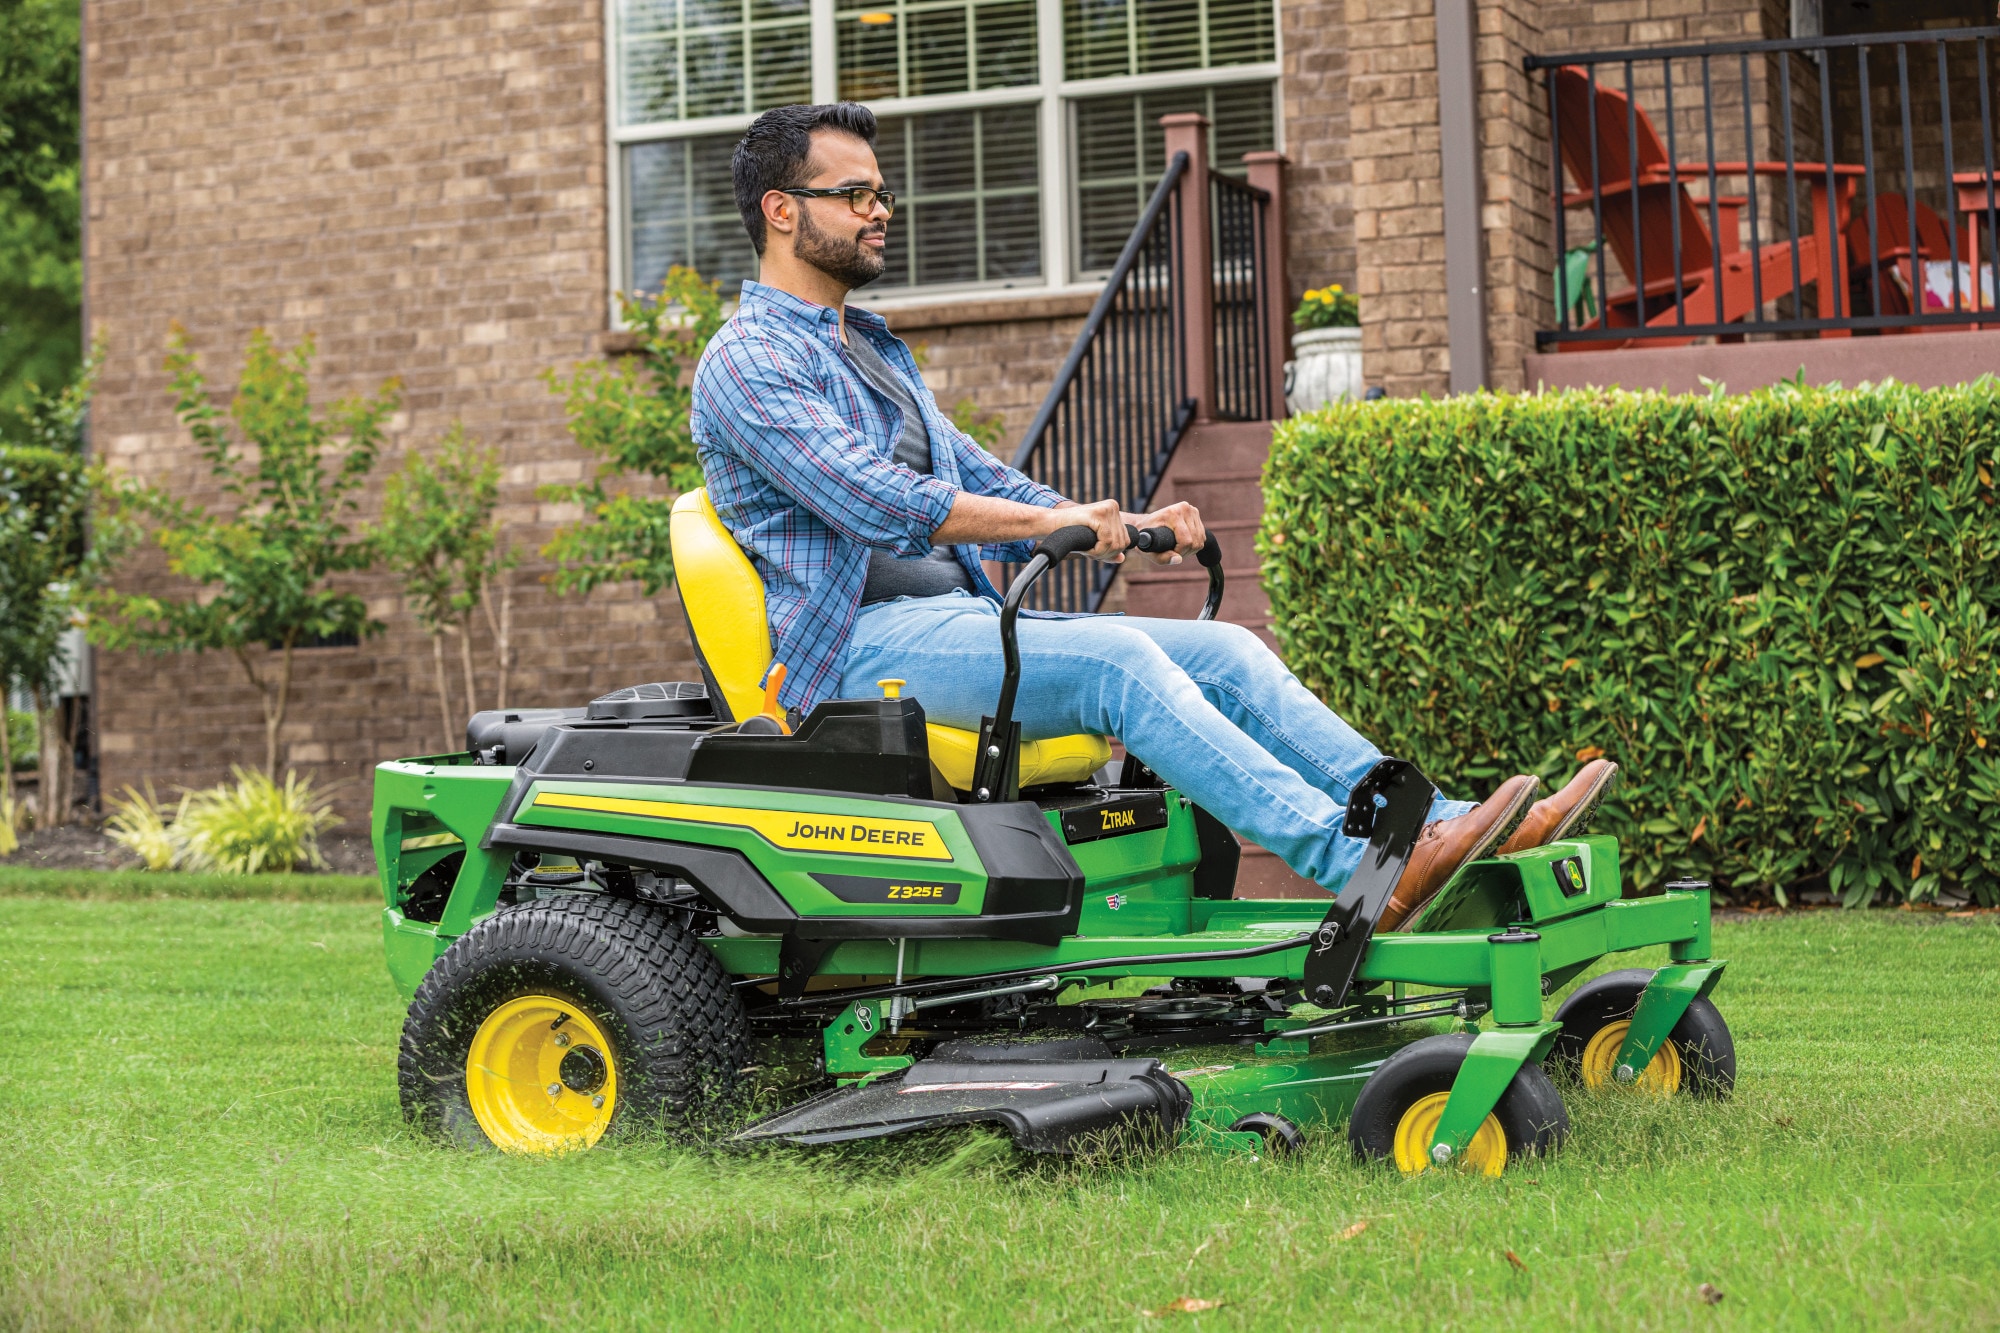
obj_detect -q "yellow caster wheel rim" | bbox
[1579,1019,1682,1096]
[466,995,619,1153]
[1391,1091,1507,1177]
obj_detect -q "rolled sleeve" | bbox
[700,336,957,555]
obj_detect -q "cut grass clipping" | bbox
[2,894,1995,1330]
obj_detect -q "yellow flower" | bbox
[1329,284,1343,292]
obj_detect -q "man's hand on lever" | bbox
[1122,501,1205,566]
[930,493,1204,565]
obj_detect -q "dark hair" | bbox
[732,103,879,255]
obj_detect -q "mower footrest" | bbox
[735,1056,1191,1154]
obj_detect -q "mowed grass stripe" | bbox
[0,901,1995,1330]
[0,864,378,901]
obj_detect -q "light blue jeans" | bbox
[838,591,1472,890]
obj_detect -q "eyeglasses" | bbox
[782,186,897,217]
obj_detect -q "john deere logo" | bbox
[1552,856,1588,897]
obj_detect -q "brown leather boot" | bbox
[1497,758,1619,855]
[1377,775,1539,933]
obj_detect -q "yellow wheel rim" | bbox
[1391,1091,1508,1177]
[465,995,619,1154]
[1578,1019,1682,1096]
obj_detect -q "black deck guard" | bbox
[734,1055,1192,1154]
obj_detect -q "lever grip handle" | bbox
[1032,524,1099,562]
[1125,524,1178,553]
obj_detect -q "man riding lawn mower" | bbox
[378,103,1734,1170]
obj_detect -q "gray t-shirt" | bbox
[846,333,975,605]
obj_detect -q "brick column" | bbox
[1162,113,1218,421]
[1348,0,1550,396]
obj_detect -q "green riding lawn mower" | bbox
[378,513,1734,1173]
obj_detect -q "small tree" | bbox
[0,350,107,828]
[541,268,724,596]
[373,424,517,751]
[90,326,397,777]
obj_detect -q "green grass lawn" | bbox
[1,892,1996,1331]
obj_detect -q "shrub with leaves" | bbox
[0,348,108,826]
[105,782,186,872]
[173,767,340,875]
[373,424,517,750]
[90,327,396,777]
[1260,378,2000,906]
[542,269,725,596]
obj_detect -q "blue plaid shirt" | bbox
[691,281,1063,711]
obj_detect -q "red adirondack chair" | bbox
[1552,66,1860,350]
[1843,194,1966,326]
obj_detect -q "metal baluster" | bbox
[1549,70,1570,331]
[1819,41,1843,321]
[1860,44,1882,323]
[1666,58,1687,325]
[1898,43,1921,328]
[1983,38,1998,323]
[1702,57,1725,329]
[1588,63,1610,341]
[1741,51,1764,322]
[1627,60,1646,325]
[1940,39,1963,314]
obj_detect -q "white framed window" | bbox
[607,0,1279,305]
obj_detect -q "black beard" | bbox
[795,203,886,289]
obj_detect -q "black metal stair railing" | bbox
[1008,151,1195,613]
[1211,170,1273,422]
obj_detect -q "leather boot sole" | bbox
[1498,759,1620,856]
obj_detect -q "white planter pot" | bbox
[1284,325,1365,415]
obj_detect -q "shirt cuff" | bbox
[901,473,960,553]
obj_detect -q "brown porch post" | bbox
[1162,112,1217,421]
[1243,150,1291,418]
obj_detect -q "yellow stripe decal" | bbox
[531,791,954,861]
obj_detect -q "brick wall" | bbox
[1281,0,1355,302]
[85,0,702,823]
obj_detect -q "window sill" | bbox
[597,285,1104,354]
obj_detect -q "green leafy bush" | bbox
[1260,379,2000,906]
[541,270,725,597]
[172,768,340,875]
[104,782,187,871]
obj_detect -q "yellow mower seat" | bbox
[668,489,1111,791]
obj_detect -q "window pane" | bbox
[616,0,809,124]
[1063,0,1270,79]
[751,24,812,107]
[870,105,1042,292]
[838,0,1037,99]
[973,2,1037,87]
[1071,83,1273,271]
[838,13,900,100]
[908,8,970,97]
[626,137,758,295]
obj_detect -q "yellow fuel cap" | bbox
[878,678,906,699]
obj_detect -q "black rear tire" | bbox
[1349,1032,1568,1174]
[399,895,748,1150]
[1550,968,1736,1098]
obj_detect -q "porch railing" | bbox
[1527,26,2000,347]
[1212,170,1273,421]
[1008,116,1284,612]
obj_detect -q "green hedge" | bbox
[1259,379,2000,906]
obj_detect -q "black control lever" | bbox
[971,520,1225,802]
